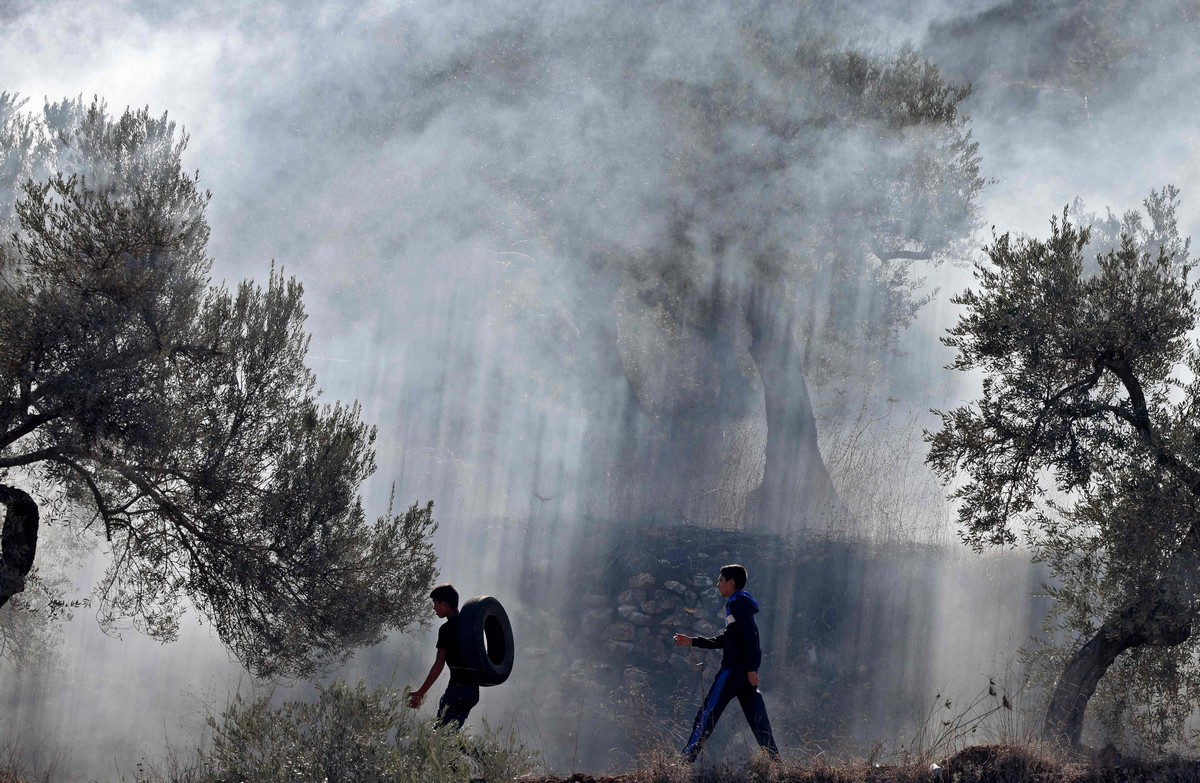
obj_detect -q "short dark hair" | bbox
[430,583,459,609]
[720,564,747,591]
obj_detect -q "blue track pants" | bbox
[683,668,780,762]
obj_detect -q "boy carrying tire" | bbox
[408,583,479,730]
[672,564,781,763]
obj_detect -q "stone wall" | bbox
[541,521,1047,760]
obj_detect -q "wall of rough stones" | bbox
[522,521,1048,768]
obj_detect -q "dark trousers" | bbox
[436,683,480,731]
[683,668,780,762]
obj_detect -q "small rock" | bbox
[608,622,636,642]
[640,599,664,615]
[580,607,613,636]
[617,604,639,620]
[693,620,717,636]
[605,640,635,656]
[623,667,650,688]
[629,572,656,590]
[692,575,714,588]
[628,611,654,626]
[647,590,680,613]
[663,580,690,596]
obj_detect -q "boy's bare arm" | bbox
[407,647,448,708]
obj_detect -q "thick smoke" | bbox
[2,0,1200,776]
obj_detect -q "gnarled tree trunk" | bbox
[745,288,841,534]
[0,483,39,609]
[1043,590,1192,746]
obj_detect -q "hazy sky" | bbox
[4,0,1197,412]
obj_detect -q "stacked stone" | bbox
[578,571,725,672]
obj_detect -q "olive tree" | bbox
[612,39,984,532]
[0,94,437,679]
[927,187,1200,746]
[453,23,984,531]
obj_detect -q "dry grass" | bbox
[4,741,1200,782]
[4,715,1200,783]
[520,743,1200,783]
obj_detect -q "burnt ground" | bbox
[521,744,1200,782]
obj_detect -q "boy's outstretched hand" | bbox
[673,633,692,647]
[407,691,425,709]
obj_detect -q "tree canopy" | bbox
[927,187,1200,747]
[606,37,984,530]
[446,19,985,530]
[0,94,437,679]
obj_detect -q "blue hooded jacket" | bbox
[692,590,762,672]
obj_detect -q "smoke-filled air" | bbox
[3,1,1200,781]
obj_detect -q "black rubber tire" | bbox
[458,595,515,686]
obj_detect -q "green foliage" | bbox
[200,679,537,783]
[0,96,437,678]
[929,187,1196,550]
[927,187,1200,748]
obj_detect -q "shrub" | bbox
[199,679,537,783]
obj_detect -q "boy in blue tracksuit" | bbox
[673,563,780,763]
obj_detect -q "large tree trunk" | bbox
[0,483,39,609]
[745,289,841,534]
[1042,591,1192,746]
[607,265,764,525]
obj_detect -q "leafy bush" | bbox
[198,679,537,783]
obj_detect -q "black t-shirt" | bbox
[436,615,473,687]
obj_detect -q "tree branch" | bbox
[869,238,934,262]
[1102,357,1200,495]
[163,343,223,362]
[0,410,61,450]
[1029,365,1106,443]
[0,448,65,469]
[51,455,127,542]
[110,462,252,552]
